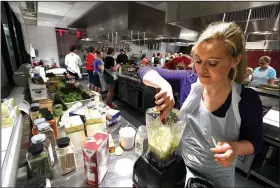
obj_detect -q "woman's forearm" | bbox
[232,140,254,156]
[268,79,275,85]
[142,70,170,89]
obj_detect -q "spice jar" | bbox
[38,122,56,151]
[23,176,49,188]
[56,137,77,175]
[26,143,52,179]
[33,118,46,136]
[31,134,55,167]
[45,114,58,139]
[30,103,40,121]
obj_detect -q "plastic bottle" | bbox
[134,125,148,157]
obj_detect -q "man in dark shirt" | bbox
[153,53,161,66]
[116,49,128,64]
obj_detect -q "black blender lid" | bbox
[57,137,70,148]
[28,143,44,155]
[23,176,46,188]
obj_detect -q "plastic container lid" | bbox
[30,103,40,112]
[34,118,46,126]
[31,134,46,144]
[23,176,46,188]
[28,143,44,155]
[57,137,70,148]
[34,73,40,77]
[38,122,51,131]
[31,103,40,108]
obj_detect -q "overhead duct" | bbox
[166,2,279,36]
[19,1,38,25]
[69,2,181,42]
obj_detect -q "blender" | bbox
[132,107,187,188]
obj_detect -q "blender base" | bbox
[132,154,186,188]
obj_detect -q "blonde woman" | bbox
[137,22,263,187]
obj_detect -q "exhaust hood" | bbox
[166,2,279,40]
[69,2,182,42]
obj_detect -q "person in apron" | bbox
[251,56,277,87]
[137,22,263,187]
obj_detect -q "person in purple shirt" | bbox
[138,22,263,187]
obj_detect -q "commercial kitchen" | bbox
[1,1,279,188]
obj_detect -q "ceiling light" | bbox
[45,21,50,24]
[49,10,56,13]
[99,28,104,31]
[180,33,198,37]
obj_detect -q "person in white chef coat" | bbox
[65,45,82,80]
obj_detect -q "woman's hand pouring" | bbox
[155,83,175,120]
[210,142,237,167]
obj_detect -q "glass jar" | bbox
[26,143,52,179]
[30,103,40,121]
[56,137,77,175]
[31,134,55,167]
[33,118,46,136]
[38,122,56,151]
[45,114,58,139]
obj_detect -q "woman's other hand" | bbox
[155,83,175,120]
[210,142,237,167]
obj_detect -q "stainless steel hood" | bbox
[166,2,279,41]
[69,2,181,41]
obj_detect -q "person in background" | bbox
[160,53,165,67]
[103,47,120,108]
[244,67,253,83]
[165,53,171,61]
[65,45,82,80]
[151,54,156,65]
[137,22,263,187]
[154,53,161,67]
[116,49,128,64]
[140,54,150,66]
[86,46,96,90]
[164,54,192,70]
[92,50,105,94]
[251,56,277,87]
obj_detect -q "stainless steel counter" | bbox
[51,117,137,187]
[116,72,141,83]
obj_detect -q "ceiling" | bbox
[37,1,99,27]
[8,1,100,28]
[9,1,166,28]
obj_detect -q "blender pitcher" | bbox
[146,107,186,161]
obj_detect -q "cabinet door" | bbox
[118,83,128,102]
[127,86,138,108]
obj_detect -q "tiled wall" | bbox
[21,24,60,67]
